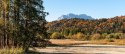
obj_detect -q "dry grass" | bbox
[0,48,25,54]
[87,39,125,45]
[50,39,87,46]
[50,39,125,46]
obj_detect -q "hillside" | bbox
[46,16,125,35]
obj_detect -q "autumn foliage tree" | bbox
[46,16,125,39]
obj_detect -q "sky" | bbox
[43,0,125,22]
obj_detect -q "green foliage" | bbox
[0,0,48,51]
[51,32,63,39]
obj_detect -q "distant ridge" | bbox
[46,16,125,35]
[58,13,93,20]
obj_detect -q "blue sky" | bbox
[43,0,125,22]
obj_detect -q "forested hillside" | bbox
[46,16,125,40]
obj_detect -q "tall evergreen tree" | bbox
[0,0,48,51]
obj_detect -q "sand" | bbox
[30,39,125,54]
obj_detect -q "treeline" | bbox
[46,16,125,40]
[0,0,48,51]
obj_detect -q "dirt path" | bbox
[30,39,125,54]
[32,44,125,54]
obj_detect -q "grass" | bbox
[0,48,42,54]
[87,39,125,45]
[49,39,125,46]
[0,48,25,54]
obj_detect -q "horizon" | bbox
[43,0,125,22]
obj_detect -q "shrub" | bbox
[67,33,73,39]
[105,33,125,39]
[101,33,108,39]
[73,32,87,40]
[106,34,114,39]
[105,39,115,42]
[91,33,101,40]
[114,33,125,39]
[51,32,63,39]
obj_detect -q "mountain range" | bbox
[58,13,93,20]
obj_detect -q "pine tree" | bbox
[0,0,48,50]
